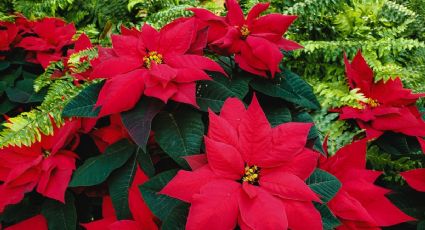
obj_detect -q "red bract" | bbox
[190,0,301,77]
[16,18,76,68]
[0,22,18,51]
[82,167,158,230]
[337,51,425,138]
[319,139,414,229]
[160,96,322,230]
[0,120,81,212]
[91,18,225,117]
[91,114,129,152]
[4,214,47,230]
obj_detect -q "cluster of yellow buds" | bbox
[242,165,260,184]
[366,98,380,108]
[143,51,163,69]
[240,25,250,39]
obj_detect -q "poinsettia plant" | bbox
[1,0,425,229]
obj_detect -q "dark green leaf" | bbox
[5,79,45,103]
[306,169,341,203]
[108,154,138,220]
[196,72,251,112]
[376,132,410,156]
[314,203,341,230]
[121,97,164,151]
[153,108,204,168]
[136,147,155,177]
[162,203,190,230]
[262,103,292,127]
[140,170,183,221]
[69,139,135,187]
[41,192,77,230]
[250,70,320,110]
[62,81,103,117]
[0,61,10,71]
[0,99,16,114]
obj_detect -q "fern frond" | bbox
[0,79,83,148]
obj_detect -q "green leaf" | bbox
[262,102,292,127]
[196,72,251,112]
[41,192,77,230]
[136,147,155,177]
[62,81,103,117]
[0,98,17,114]
[376,132,410,156]
[121,97,164,151]
[162,203,190,230]
[306,169,341,203]
[314,203,341,230]
[108,153,138,220]
[250,70,320,110]
[153,108,204,168]
[0,61,10,71]
[69,139,136,187]
[5,79,46,103]
[139,170,183,221]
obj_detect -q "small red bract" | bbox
[319,139,414,229]
[160,96,322,230]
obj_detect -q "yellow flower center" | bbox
[240,25,250,39]
[143,51,163,69]
[366,98,380,108]
[242,165,260,184]
[42,150,51,158]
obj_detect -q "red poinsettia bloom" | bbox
[0,22,18,51]
[161,96,322,230]
[319,139,414,229]
[82,167,158,230]
[190,0,302,77]
[0,120,81,212]
[337,51,425,138]
[16,18,76,68]
[90,18,225,117]
[400,137,425,192]
[4,214,47,230]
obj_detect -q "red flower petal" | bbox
[246,36,283,77]
[225,0,245,26]
[260,171,320,202]
[183,154,207,170]
[400,168,425,192]
[205,136,244,180]
[96,69,146,116]
[246,3,270,23]
[186,180,240,230]
[165,54,226,76]
[238,186,288,230]
[252,14,297,36]
[282,200,323,230]
[238,95,272,166]
[159,18,195,55]
[171,83,198,107]
[91,56,142,79]
[208,109,239,147]
[111,34,144,58]
[141,23,160,51]
[220,98,246,129]
[159,166,218,203]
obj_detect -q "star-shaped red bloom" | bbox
[90,18,225,117]
[0,120,81,212]
[319,139,414,229]
[190,0,302,78]
[160,96,322,230]
[16,18,76,68]
[337,51,425,138]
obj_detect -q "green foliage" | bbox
[0,79,82,147]
[62,81,103,118]
[140,170,190,229]
[41,192,77,230]
[153,107,205,169]
[306,169,342,203]
[69,139,136,187]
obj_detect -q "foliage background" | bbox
[1,0,425,228]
